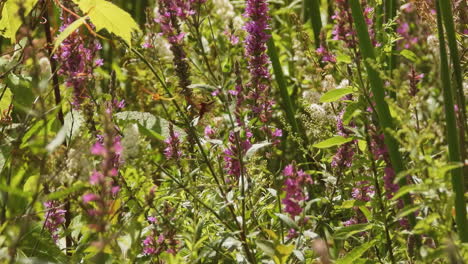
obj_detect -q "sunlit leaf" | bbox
[319,88,354,103]
[72,0,141,46]
[0,0,37,42]
[313,136,354,149]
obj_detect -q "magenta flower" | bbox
[54,15,102,107]
[223,132,252,178]
[244,0,275,123]
[44,200,66,242]
[164,127,183,160]
[316,45,336,63]
[281,163,313,218]
[332,0,378,48]
[332,108,356,169]
[82,193,99,203]
[204,125,215,138]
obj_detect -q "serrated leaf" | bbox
[72,0,140,46]
[313,136,353,149]
[0,0,37,42]
[53,16,87,53]
[335,240,376,264]
[319,87,354,103]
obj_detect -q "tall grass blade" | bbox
[435,1,468,243]
[438,0,467,189]
[384,0,398,99]
[306,0,322,47]
[349,0,415,227]
[267,37,299,136]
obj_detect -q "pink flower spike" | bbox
[90,171,103,185]
[83,193,99,203]
[91,142,105,156]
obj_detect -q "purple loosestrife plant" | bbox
[54,15,102,107]
[155,0,205,103]
[244,0,274,123]
[43,200,66,242]
[164,124,183,160]
[141,203,180,256]
[343,181,375,226]
[332,0,378,48]
[82,108,122,232]
[332,95,356,169]
[282,163,313,218]
[223,131,252,179]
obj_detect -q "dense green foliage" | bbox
[0,0,467,263]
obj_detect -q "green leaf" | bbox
[333,223,373,239]
[53,16,87,53]
[319,88,354,103]
[396,204,420,219]
[0,0,37,42]
[340,200,366,209]
[400,49,417,62]
[335,240,376,264]
[391,185,426,201]
[275,213,299,230]
[7,73,34,111]
[342,101,362,125]
[72,0,141,46]
[313,136,353,149]
[0,183,31,198]
[245,142,272,159]
[275,244,294,264]
[336,53,352,64]
[256,239,276,257]
[0,86,12,111]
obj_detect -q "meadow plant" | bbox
[0,0,467,263]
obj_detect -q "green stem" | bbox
[385,0,398,99]
[307,0,322,47]
[267,37,299,135]
[349,0,415,228]
[438,0,467,190]
[435,1,468,243]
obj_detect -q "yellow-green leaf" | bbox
[53,16,88,53]
[319,87,354,103]
[0,86,12,111]
[313,136,354,149]
[335,240,376,264]
[0,0,37,42]
[72,0,140,46]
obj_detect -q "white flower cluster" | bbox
[122,124,141,160]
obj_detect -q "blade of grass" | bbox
[267,36,299,135]
[385,0,397,99]
[435,1,468,243]
[349,0,416,228]
[439,0,467,189]
[307,0,322,47]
